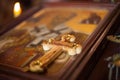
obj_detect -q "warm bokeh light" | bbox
[13,2,22,17]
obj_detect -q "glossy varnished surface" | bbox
[0,2,119,80]
[88,20,120,80]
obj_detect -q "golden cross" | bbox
[29,34,82,72]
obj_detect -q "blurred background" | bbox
[0,0,119,28]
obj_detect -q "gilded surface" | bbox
[0,7,108,76]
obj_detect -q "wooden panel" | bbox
[0,2,119,80]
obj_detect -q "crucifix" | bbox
[29,34,82,72]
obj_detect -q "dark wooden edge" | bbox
[41,2,120,80]
[42,1,116,8]
[0,2,119,80]
[88,14,120,80]
[61,3,120,80]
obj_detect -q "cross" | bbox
[29,34,82,72]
